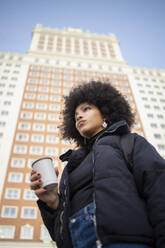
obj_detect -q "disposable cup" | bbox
[32,157,58,190]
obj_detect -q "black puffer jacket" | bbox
[38,120,165,248]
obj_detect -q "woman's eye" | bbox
[84,106,91,111]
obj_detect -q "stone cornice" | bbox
[33,25,119,44]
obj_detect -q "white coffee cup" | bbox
[32,157,58,190]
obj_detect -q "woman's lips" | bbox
[77,120,86,128]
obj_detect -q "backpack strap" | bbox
[120,133,135,172]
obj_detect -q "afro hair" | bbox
[60,80,134,147]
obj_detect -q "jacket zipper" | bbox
[92,123,126,247]
[60,179,67,240]
[92,151,103,248]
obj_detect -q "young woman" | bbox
[30,81,165,248]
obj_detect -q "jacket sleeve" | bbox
[132,134,165,248]
[37,198,62,241]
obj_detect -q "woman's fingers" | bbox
[30,170,41,182]
[30,178,42,190]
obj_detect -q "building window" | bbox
[63,82,74,88]
[1,206,18,218]
[0,225,15,239]
[38,86,49,93]
[1,76,8,80]
[21,207,37,219]
[16,133,29,142]
[1,110,8,116]
[29,72,39,77]
[48,114,60,121]
[28,78,38,84]
[50,87,61,94]
[6,92,14,96]
[148,91,154,95]
[23,189,37,200]
[24,93,36,100]
[49,95,61,102]
[46,135,59,144]
[45,147,58,156]
[151,98,157,102]
[9,84,16,88]
[14,145,27,154]
[29,146,43,155]
[160,124,165,129]
[154,134,161,139]
[23,102,34,109]
[18,122,31,130]
[40,79,50,85]
[31,134,44,143]
[47,124,58,133]
[157,114,164,119]
[157,92,163,96]
[154,106,160,110]
[147,113,154,118]
[8,172,23,183]
[154,85,159,89]
[157,144,165,150]
[3,101,11,105]
[20,112,33,119]
[49,104,60,111]
[63,89,70,95]
[20,225,34,239]
[32,123,45,131]
[26,85,37,92]
[37,94,48,101]
[34,112,46,120]
[0,121,6,127]
[11,158,25,168]
[36,103,47,110]
[144,105,150,109]
[150,123,157,128]
[142,97,148,101]
[51,81,61,86]
[52,74,61,80]
[5,188,21,199]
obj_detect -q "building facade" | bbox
[0,24,165,247]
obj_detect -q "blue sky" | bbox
[0,0,165,69]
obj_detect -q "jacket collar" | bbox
[98,120,130,138]
[59,120,130,163]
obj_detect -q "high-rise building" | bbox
[0,24,165,247]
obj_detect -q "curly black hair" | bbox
[61,81,134,147]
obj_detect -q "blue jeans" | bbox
[69,203,152,248]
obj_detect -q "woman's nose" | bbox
[76,113,83,122]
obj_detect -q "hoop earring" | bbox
[102,121,108,128]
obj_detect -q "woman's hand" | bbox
[30,169,59,210]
